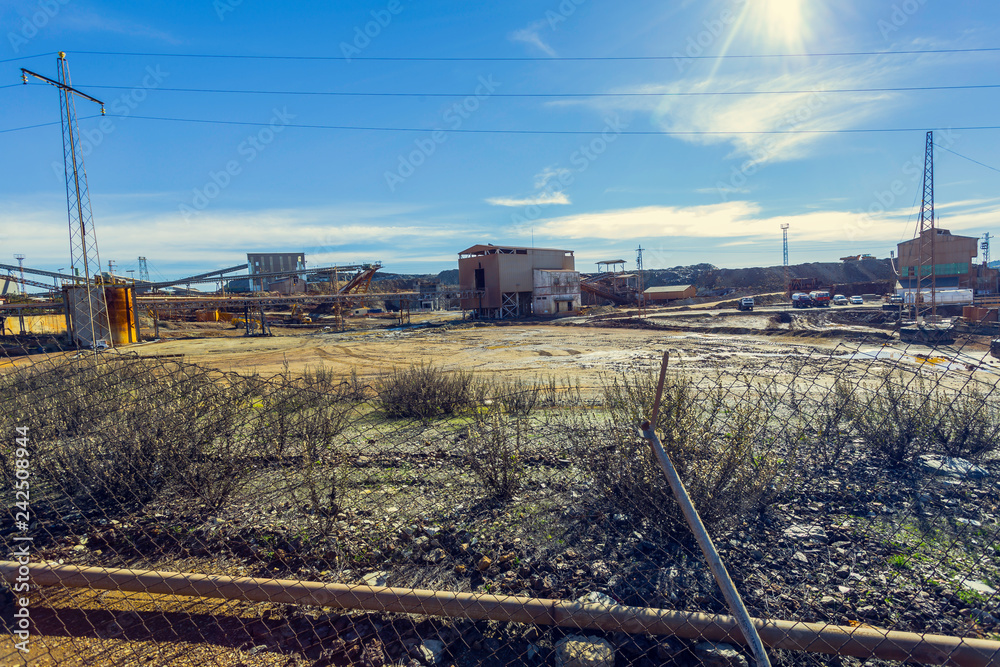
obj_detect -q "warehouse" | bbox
[458,244,578,318]
[643,284,697,301]
[897,229,998,294]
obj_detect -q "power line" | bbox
[7,108,1000,139]
[71,82,1000,98]
[6,113,1000,136]
[0,52,57,64]
[934,143,1000,175]
[101,115,1000,136]
[0,118,79,134]
[68,46,1000,61]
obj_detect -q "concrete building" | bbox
[269,275,307,295]
[247,252,306,291]
[458,244,578,318]
[897,229,998,295]
[532,269,581,315]
[644,284,697,301]
[1,274,22,296]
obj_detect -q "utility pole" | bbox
[636,244,644,316]
[22,53,111,349]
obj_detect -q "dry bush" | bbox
[376,363,476,419]
[302,364,369,401]
[846,371,937,465]
[2,357,266,512]
[463,413,527,500]
[791,380,856,469]
[584,372,788,535]
[930,385,1000,460]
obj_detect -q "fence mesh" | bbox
[2,320,1000,666]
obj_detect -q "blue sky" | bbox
[2,0,1000,280]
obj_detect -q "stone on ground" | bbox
[555,635,615,667]
[694,641,749,667]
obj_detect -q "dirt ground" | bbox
[119,310,1000,393]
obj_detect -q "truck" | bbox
[791,292,811,308]
[738,297,755,311]
[808,290,831,307]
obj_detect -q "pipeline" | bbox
[2,563,998,666]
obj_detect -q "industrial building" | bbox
[644,284,697,301]
[580,261,639,306]
[247,252,306,291]
[458,244,579,318]
[896,229,998,295]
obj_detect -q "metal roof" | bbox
[644,284,694,294]
[458,244,573,255]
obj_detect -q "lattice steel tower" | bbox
[13,254,25,293]
[780,223,789,293]
[915,131,936,320]
[635,244,645,315]
[22,53,112,348]
[138,256,150,282]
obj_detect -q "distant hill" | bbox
[437,269,459,284]
[373,259,895,292]
[990,260,1000,270]
[640,258,895,293]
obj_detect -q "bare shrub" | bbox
[847,371,936,465]
[930,385,1000,460]
[491,377,541,417]
[587,371,787,535]
[303,364,370,401]
[8,358,261,512]
[463,413,526,500]
[376,364,475,419]
[797,380,855,469]
[295,400,351,533]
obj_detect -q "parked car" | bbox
[991,339,1000,360]
[850,295,864,305]
[738,297,755,311]
[791,293,811,308]
[889,294,904,304]
[832,294,848,306]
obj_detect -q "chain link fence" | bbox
[2,325,999,666]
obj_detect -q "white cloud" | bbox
[550,57,904,165]
[534,166,572,189]
[0,199,481,273]
[533,198,1000,245]
[696,186,749,195]
[509,20,556,56]
[650,63,899,164]
[486,192,571,207]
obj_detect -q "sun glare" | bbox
[757,0,809,50]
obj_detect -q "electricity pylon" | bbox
[915,131,936,321]
[22,53,113,348]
